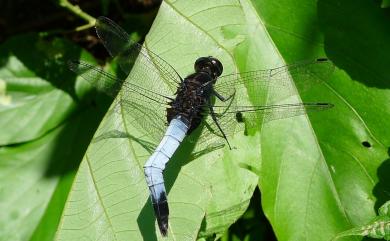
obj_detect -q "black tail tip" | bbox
[149,189,170,237]
[158,221,168,237]
[154,202,169,236]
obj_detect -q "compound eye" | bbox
[194,56,223,78]
[209,57,223,77]
[194,57,210,72]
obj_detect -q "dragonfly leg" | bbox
[208,103,232,149]
[213,90,234,102]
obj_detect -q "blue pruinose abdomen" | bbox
[143,116,189,236]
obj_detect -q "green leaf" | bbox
[255,0,390,241]
[0,34,106,241]
[0,130,61,241]
[29,169,76,241]
[0,108,103,241]
[56,0,390,241]
[0,34,94,145]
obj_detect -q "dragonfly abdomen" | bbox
[143,116,189,236]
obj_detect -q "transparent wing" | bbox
[69,60,174,105]
[190,102,333,150]
[95,16,182,93]
[215,102,333,125]
[68,60,170,145]
[214,58,335,105]
[190,58,335,150]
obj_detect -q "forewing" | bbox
[95,16,182,93]
[192,59,334,150]
[68,60,170,146]
[213,58,335,105]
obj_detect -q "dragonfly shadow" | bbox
[317,0,390,89]
[92,129,157,154]
[164,128,219,194]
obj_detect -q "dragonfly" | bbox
[69,16,334,236]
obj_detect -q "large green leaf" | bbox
[0,128,64,241]
[0,129,63,241]
[255,0,390,241]
[56,0,390,241]
[0,34,94,145]
[0,35,106,241]
[0,108,104,241]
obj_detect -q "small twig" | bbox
[74,23,95,31]
[58,0,95,31]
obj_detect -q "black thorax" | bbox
[167,72,213,133]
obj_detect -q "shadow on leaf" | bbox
[372,147,390,212]
[318,0,390,89]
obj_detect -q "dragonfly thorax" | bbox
[194,56,223,79]
[167,72,214,134]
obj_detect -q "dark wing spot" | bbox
[236,112,244,123]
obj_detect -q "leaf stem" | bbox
[58,0,96,31]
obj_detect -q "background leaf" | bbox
[0,108,104,241]
[0,35,107,241]
[0,34,95,145]
[254,0,390,240]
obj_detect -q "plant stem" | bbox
[58,0,95,31]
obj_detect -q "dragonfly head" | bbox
[195,56,223,79]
